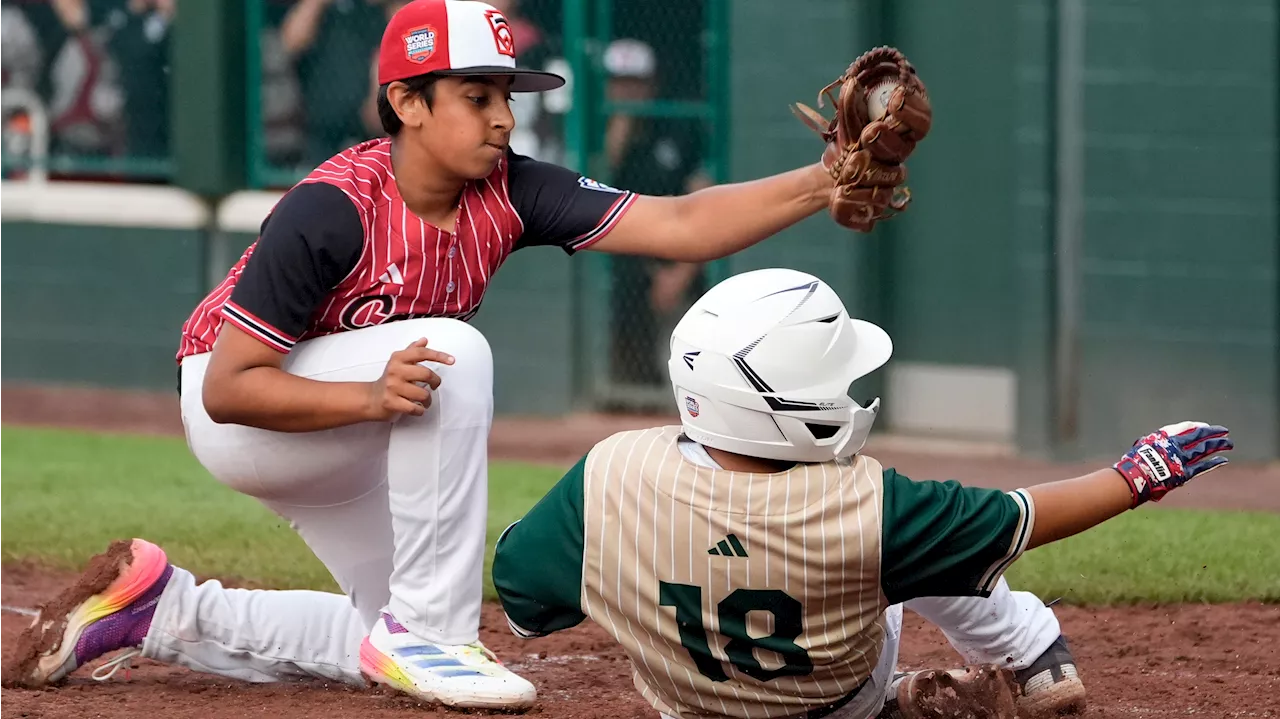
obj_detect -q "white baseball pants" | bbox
[852,583,1061,718]
[145,318,493,684]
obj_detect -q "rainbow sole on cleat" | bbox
[360,637,435,700]
[1,538,169,687]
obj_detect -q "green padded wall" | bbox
[723,0,862,292]
[2,224,205,391]
[883,2,1019,368]
[1069,2,1277,460]
[470,249,579,416]
[1014,0,1059,455]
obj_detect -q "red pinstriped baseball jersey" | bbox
[178,138,635,360]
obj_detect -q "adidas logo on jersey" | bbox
[379,264,405,285]
[708,534,748,558]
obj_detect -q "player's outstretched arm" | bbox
[585,163,833,262]
[586,46,934,261]
[1023,468,1138,548]
[1025,422,1233,549]
[879,421,1234,604]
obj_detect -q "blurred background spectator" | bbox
[597,38,712,390]
[102,0,173,159]
[2,4,43,94]
[2,0,173,173]
[280,0,390,166]
[259,13,308,169]
[43,0,126,161]
[2,2,45,173]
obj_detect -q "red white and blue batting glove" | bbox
[1113,421,1233,508]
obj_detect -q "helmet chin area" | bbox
[674,379,882,464]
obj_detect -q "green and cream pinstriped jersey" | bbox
[492,427,1036,719]
[582,426,886,719]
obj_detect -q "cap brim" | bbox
[433,66,566,92]
[844,319,894,382]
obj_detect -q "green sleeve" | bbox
[880,468,1034,605]
[491,453,589,637]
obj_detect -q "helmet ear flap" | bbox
[834,398,880,459]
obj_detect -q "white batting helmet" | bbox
[667,268,892,463]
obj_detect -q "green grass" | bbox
[3,426,1277,605]
[1004,508,1280,604]
[1,426,563,597]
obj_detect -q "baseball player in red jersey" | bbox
[3,0,865,710]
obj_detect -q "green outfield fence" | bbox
[2,0,1277,461]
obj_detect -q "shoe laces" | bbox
[92,649,141,682]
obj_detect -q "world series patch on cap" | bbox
[378,0,565,92]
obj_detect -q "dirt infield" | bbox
[3,383,1280,718]
[3,564,1278,719]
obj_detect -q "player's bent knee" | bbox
[369,317,491,365]
[403,318,493,372]
[390,319,494,404]
[441,319,493,366]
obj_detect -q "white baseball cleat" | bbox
[359,612,536,709]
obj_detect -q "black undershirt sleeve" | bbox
[507,151,637,254]
[223,182,364,352]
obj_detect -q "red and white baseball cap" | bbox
[377,0,564,92]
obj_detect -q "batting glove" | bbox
[1113,421,1233,508]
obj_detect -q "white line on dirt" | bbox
[504,654,603,671]
[2,604,39,617]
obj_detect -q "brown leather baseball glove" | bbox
[791,46,932,232]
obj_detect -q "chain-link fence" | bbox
[246,0,383,188]
[567,0,730,411]
[1,0,174,182]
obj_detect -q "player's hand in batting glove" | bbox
[1112,421,1233,508]
[367,338,455,420]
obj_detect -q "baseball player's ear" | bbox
[387,82,426,128]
